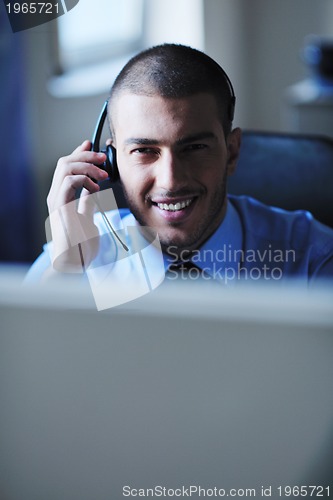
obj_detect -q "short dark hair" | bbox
[108,43,236,136]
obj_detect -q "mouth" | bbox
[153,198,194,212]
[149,196,198,223]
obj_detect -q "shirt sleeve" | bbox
[310,252,333,283]
[24,243,52,283]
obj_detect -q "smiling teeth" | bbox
[157,199,192,211]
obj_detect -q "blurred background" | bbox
[1,0,333,264]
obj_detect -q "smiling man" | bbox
[105,44,240,260]
[28,44,333,288]
[110,92,239,257]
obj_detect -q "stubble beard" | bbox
[120,170,228,256]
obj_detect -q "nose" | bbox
[155,150,189,192]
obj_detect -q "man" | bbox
[28,43,333,288]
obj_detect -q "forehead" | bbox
[109,92,224,143]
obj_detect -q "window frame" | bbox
[53,0,146,75]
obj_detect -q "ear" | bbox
[226,127,242,176]
[106,138,114,147]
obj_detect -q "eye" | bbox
[184,143,208,152]
[130,147,160,164]
[132,147,159,155]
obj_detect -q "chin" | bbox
[126,189,227,254]
[159,231,202,254]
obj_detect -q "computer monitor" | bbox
[1,267,332,499]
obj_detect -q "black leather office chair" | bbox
[229,131,333,228]
[108,131,333,228]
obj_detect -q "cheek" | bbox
[118,163,153,200]
[193,149,227,178]
[196,163,225,189]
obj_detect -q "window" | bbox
[56,0,145,72]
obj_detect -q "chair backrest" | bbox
[106,131,333,228]
[228,131,333,228]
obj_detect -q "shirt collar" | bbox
[164,199,243,276]
[121,200,244,276]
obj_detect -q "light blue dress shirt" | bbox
[26,195,333,287]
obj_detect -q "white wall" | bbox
[204,0,333,131]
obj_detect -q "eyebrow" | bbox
[124,138,159,146]
[124,132,218,147]
[176,132,218,146]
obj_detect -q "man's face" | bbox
[111,92,241,254]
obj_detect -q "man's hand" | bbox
[47,140,108,210]
[46,140,109,272]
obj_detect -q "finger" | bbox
[70,150,107,166]
[50,160,108,201]
[54,151,107,180]
[72,139,93,154]
[48,143,108,212]
[51,175,101,209]
[77,188,97,217]
[69,162,109,180]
